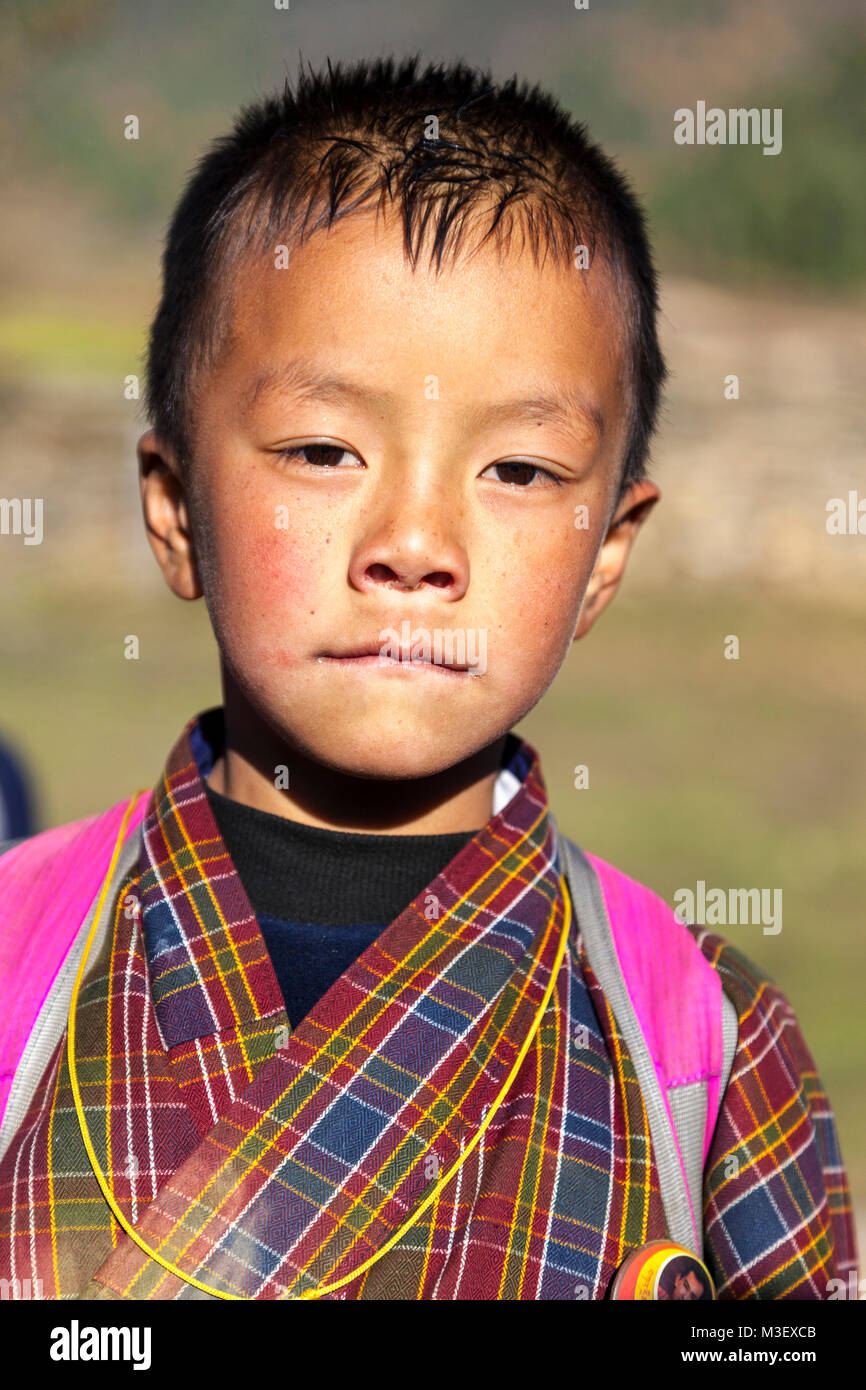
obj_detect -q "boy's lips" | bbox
[316,642,475,677]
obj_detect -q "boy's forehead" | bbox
[214,210,627,429]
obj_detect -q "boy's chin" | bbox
[290,721,497,783]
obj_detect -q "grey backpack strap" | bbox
[0,823,144,1163]
[554,822,737,1257]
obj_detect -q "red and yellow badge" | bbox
[610,1240,716,1301]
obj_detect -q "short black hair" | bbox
[143,53,666,497]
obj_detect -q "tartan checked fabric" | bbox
[690,927,858,1299]
[0,710,856,1299]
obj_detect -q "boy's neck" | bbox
[206,702,507,836]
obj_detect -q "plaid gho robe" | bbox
[0,712,857,1299]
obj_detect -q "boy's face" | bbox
[141,210,657,783]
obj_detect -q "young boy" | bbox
[0,55,857,1302]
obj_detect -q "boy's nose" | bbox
[346,468,471,598]
[352,548,470,598]
[362,561,458,593]
[348,520,469,597]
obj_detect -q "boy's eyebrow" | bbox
[465,387,604,438]
[242,357,604,436]
[241,358,394,416]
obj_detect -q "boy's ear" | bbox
[137,428,203,600]
[574,477,660,640]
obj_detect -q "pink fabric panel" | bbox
[584,852,724,1166]
[0,792,150,1128]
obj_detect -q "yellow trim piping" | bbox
[69,790,572,1301]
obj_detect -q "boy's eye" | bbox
[277,442,360,468]
[275,446,560,487]
[482,460,561,487]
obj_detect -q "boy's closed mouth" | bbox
[317,643,475,678]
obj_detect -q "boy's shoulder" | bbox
[0,790,148,881]
[584,845,796,1024]
[0,807,100,866]
[0,791,150,1131]
[682,920,827,1106]
[0,791,150,978]
[577,844,817,1080]
[684,923,858,1291]
[685,921,795,1027]
[577,843,738,1009]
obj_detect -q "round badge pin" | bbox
[610,1239,716,1300]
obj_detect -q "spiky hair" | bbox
[143,53,666,493]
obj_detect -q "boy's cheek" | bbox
[207,507,329,615]
[505,535,594,636]
[198,482,594,674]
